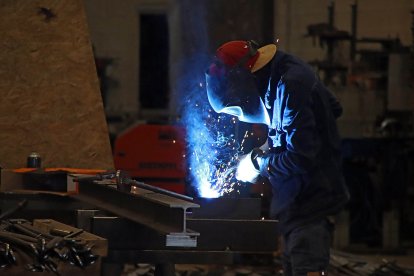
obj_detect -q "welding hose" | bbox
[0,231,38,243]
[0,231,39,256]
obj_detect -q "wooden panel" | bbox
[0,0,114,169]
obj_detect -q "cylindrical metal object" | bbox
[27,152,41,168]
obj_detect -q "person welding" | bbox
[205,40,349,276]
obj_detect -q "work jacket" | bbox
[258,51,349,234]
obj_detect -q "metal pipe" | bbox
[350,1,358,61]
[327,1,335,64]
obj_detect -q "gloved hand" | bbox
[235,148,264,183]
[258,140,269,152]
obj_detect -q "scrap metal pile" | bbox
[0,218,98,274]
[329,250,414,276]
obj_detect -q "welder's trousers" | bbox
[282,218,334,276]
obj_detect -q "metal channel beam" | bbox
[91,217,278,252]
[104,249,235,265]
[187,218,278,251]
[72,182,199,247]
[91,217,166,250]
[191,197,262,219]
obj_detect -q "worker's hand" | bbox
[235,148,264,183]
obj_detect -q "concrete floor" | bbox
[120,250,414,276]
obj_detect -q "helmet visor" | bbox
[205,65,269,125]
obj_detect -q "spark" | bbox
[181,76,252,198]
[193,130,249,197]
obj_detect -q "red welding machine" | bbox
[113,123,187,194]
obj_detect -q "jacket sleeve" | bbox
[327,88,343,118]
[259,81,321,178]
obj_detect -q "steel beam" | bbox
[191,197,262,219]
[72,182,199,247]
[104,249,236,265]
[187,218,278,251]
[91,216,278,252]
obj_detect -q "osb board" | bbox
[0,0,114,169]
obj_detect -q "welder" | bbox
[205,40,349,276]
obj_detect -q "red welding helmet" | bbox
[205,41,276,125]
[216,40,277,73]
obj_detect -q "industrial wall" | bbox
[84,0,171,118]
[84,0,272,121]
[274,0,414,59]
[0,0,113,169]
[274,0,414,137]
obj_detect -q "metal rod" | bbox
[0,200,27,220]
[327,1,335,64]
[126,179,193,202]
[75,170,193,201]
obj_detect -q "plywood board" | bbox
[0,0,114,169]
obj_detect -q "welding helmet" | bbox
[205,40,277,125]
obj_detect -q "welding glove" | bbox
[258,140,269,152]
[235,148,265,183]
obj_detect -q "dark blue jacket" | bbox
[258,51,349,234]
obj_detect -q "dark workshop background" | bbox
[84,0,414,251]
[1,0,414,253]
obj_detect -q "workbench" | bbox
[0,185,279,276]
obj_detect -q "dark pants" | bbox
[282,219,333,276]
